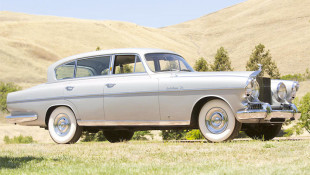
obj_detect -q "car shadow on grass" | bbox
[0,156,44,169]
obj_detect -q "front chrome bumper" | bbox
[6,115,38,124]
[236,103,301,123]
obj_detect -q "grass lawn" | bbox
[0,140,309,175]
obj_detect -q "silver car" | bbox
[6,48,301,144]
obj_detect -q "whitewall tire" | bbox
[198,99,241,142]
[48,106,82,144]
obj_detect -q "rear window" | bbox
[76,56,111,78]
[55,61,75,80]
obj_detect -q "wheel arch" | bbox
[45,102,79,127]
[190,95,234,128]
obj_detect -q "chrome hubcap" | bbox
[205,108,228,134]
[53,113,71,137]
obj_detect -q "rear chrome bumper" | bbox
[236,103,301,123]
[6,115,38,124]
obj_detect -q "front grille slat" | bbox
[249,104,263,110]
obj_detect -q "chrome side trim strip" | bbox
[6,115,38,124]
[7,87,241,104]
[77,120,190,126]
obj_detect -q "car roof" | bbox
[47,48,176,82]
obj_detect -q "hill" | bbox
[0,11,198,87]
[163,0,310,75]
[0,0,310,89]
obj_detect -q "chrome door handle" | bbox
[66,86,74,91]
[106,83,116,88]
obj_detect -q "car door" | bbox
[158,73,187,121]
[104,55,160,123]
[64,55,111,121]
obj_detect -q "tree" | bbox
[246,44,280,78]
[194,57,209,72]
[211,47,233,71]
[0,82,21,112]
[96,46,101,51]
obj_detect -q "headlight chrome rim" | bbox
[287,82,299,102]
[277,82,287,102]
[245,78,260,100]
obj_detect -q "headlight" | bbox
[277,82,287,101]
[245,78,260,100]
[287,82,299,102]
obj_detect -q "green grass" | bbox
[4,135,35,144]
[0,140,309,174]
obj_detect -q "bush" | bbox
[185,130,204,140]
[0,82,21,112]
[161,130,188,140]
[132,131,153,140]
[4,135,35,144]
[284,93,310,135]
[81,130,106,142]
[281,74,305,81]
[281,69,310,82]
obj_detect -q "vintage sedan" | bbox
[6,48,301,144]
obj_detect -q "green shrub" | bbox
[0,82,21,112]
[284,93,310,135]
[280,74,305,81]
[161,130,188,140]
[132,131,153,140]
[81,130,106,142]
[185,129,204,140]
[281,68,310,82]
[4,135,35,144]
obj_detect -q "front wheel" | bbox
[103,130,134,143]
[198,99,241,142]
[244,123,282,140]
[48,106,82,144]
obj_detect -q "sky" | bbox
[0,0,246,28]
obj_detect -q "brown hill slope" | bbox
[0,12,198,87]
[163,0,310,75]
[1,0,310,88]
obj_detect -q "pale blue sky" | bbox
[0,0,246,28]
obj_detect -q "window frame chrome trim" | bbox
[54,54,113,81]
[111,53,147,75]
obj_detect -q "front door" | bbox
[104,55,160,123]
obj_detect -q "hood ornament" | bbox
[258,64,262,71]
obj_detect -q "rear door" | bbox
[63,55,111,121]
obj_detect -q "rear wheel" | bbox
[48,106,82,144]
[244,123,282,140]
[103,130,134,143]
[198,99,241,142]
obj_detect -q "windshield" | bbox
[145,53,194,72]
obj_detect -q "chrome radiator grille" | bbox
[256,77,272,105]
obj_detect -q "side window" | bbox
[76,56,111,78]
[113,55,145,74]
[55,61,75,80]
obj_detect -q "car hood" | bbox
[175,71,257,78]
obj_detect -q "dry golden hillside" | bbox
[0,11,198,88]
[164,0,310,75]
[0,0,310,89]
